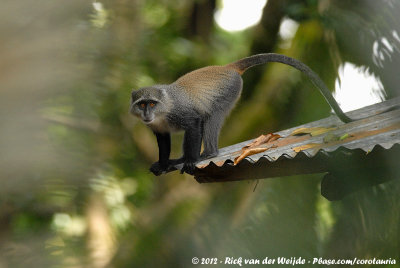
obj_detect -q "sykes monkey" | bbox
[130,53,355,175]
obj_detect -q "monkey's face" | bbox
[130,87,168,124]
[132,100,158,123]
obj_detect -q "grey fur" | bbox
[201,72,242,156]
[130,68,242,175]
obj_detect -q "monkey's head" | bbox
[130,86,169,124]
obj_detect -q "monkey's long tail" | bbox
[228,53,353,123]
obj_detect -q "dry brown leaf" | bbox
[290,127,335,137]
[292,143,321,153]
[233,133,281,165]
[234,147,268,165]
[290,127,309,136]
[267,133,281,142]
[243,133,281,149]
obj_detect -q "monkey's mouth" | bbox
[143,119,154,124]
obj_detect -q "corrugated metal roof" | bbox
[189,97,400,186]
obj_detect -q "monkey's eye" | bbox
[139,103,146,109]
[149,102,155,108]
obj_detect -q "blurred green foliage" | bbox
[0,0,399,267]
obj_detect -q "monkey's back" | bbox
[173,65,242,115]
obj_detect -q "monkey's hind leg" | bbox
[200,72,242,160]
[201,113,224,159]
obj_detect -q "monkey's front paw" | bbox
[150,161,178,176]
[181,162,196,175]
[149,162,166,176]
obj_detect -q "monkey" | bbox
[130,53,359,176]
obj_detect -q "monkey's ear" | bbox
[130,92,137,105]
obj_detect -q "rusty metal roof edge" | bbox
[197,142,400,171]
